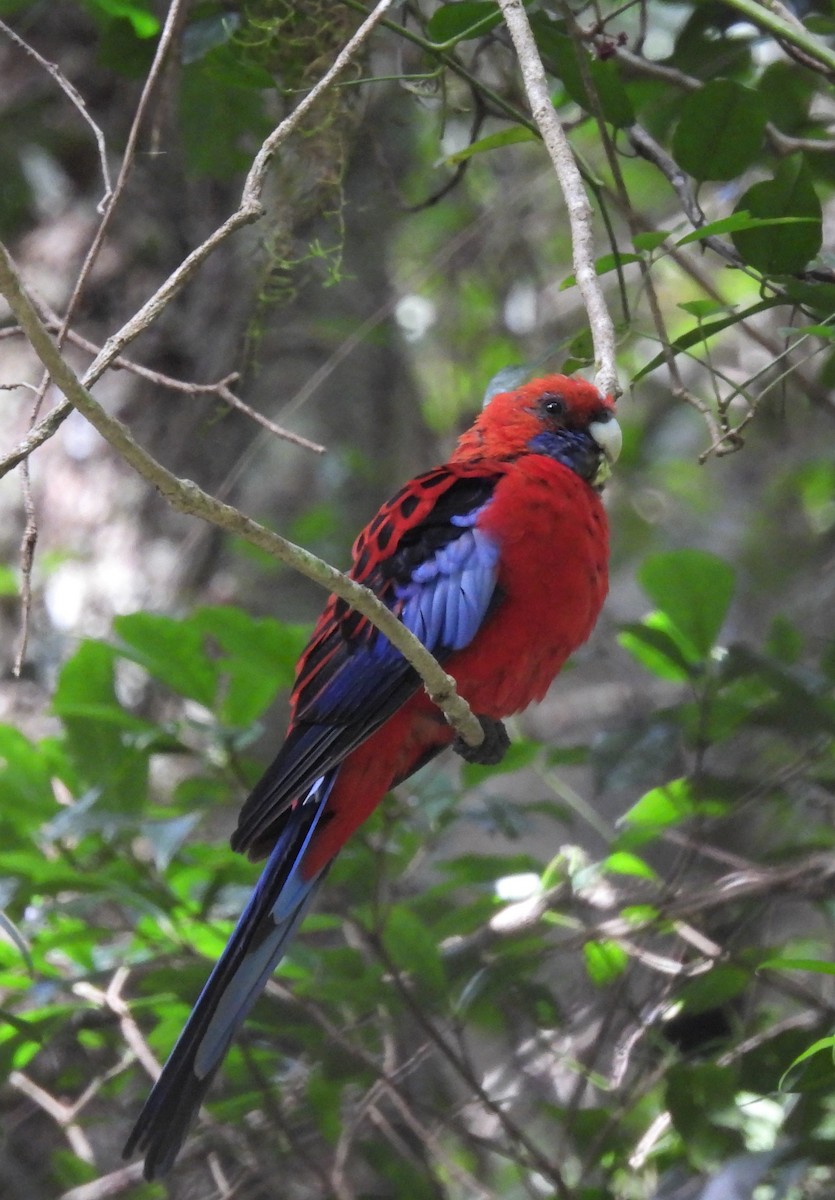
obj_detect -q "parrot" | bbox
[123,373,621,1177]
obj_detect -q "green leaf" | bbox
[84,0,160,37]
[191,607,308,726]
[53,640,149,810]
[618,615,699,681]
[180,57,272,177]
[534,24,634,127]
[757,61,814,135]
[604,852,659,881]
[632,231,669,253]
[761,957,835,976]
[766,615,803,664]
[778,323,835,340]
[382,907,446,1000]
[677,299,732,319]
[0,726,64,826]
[779,1036,835,1091]
[778,278,835,317]
[676,211,820,247]
[677,964,750,1014]
[672,80,766,181]
[141,814,201,872]
[732,155,822,275]
[666,1062,740,1166]
[461,737,540,787]
[113,612,218,707]
[621,778,695,829]
[632,298,781,383]
[584,939,628,986]
[445,127,537,165]
[427,2,502,44]
[638,551,735,658]
[560,251,642,290]
[182,13,241,66]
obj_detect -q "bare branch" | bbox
[57,1164,146,1200]
[0,396,72,479]
[0,241,485,748]
[497,0,619,398]
[215,380,326,453]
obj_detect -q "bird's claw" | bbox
[453,716,510,766]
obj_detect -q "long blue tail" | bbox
[124,772,335,1179]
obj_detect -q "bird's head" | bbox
[453,374,622,488]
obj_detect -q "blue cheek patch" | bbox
[529,428,597,478]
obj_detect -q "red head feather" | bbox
[452,374,615,464]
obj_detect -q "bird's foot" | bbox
[453,716,510,766]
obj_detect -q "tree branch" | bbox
[722,0,835,76]
[0,19,112,208]
[84,0,396,386]
[0,241,484,748]
[497,0,619,398]
[0,0,397,489]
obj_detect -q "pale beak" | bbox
[589,413,622,485]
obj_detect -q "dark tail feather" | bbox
[123,772,335,1179]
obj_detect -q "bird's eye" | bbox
[542,396,566,418]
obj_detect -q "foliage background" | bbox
[1,2,835,1198]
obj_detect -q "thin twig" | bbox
[266,980,492,1200]
[12,454,36,676]
[366,926,573,1198]
[59,0,186,331]
[0,19,112,207]
[4,3,186,671]
[7,314,328,454]
[497,0,619,398]
[0,241,485,747]
[625,126,731,260]
[0,396,73,480]
[214,381,326,453]
[74,967,163,1083]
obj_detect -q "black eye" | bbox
[542,395,566,418]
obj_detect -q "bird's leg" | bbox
[453,715,510,766]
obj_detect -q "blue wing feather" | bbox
[398,524,499,654]
[232,475,503,859]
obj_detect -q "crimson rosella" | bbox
[124,374,621,1177]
